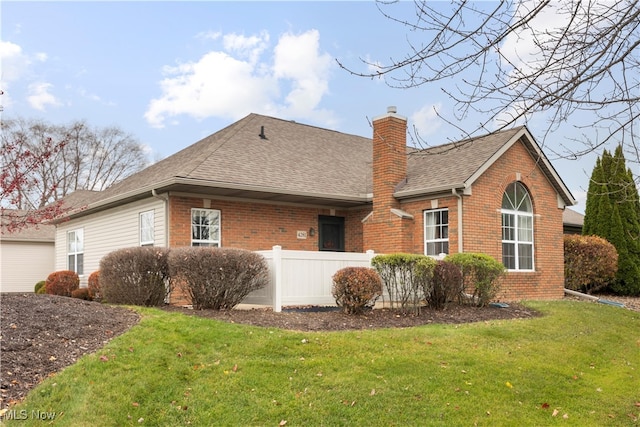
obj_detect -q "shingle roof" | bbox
[1,210,55,242]
[400,127,524,195]
[563,208,584,227]
[60,113,574,219]
[83,114,372,212]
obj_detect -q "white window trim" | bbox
[67,228,84,276]
[191,208,221,247]
[423,208,449,257]
[501,182,535,272]
[139,210,155,246]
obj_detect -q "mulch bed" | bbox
[2,292,638,410]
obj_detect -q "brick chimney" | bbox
[363,106,412,253]
[371,106,407,216]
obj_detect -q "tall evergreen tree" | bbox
[583,157,604,236]
[583,146,640,295]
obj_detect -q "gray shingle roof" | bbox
[400,127,523,195]
[62,113,574,219]
[88,114,372,210]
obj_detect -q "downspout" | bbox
[152,189,171,304]
[452,188,463,253]
[151,189,169,248]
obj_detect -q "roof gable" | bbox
[397,126,575,206]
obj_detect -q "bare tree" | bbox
[1,117,149,211]
[339,1,639,167]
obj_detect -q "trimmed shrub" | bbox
[71,288,92,301]
[87,270,101,301]
[427,261,463,310]
[45,270,80,297]
[446,252,505,306]
[100,247,171,306]
[168,247,269,310]
[332,267,383,314]
[564,235,618,294]
[34,280,46,294]
[371,253,436,315]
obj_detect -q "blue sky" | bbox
[2,1,603,212]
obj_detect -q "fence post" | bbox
[272,245,282,312]
[366,249,375,265]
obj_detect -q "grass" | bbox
[5,301,639,426]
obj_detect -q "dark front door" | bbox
[318,215,345,252]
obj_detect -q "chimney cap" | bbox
[387,106,397,114]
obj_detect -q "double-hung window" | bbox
[140,210,155,246]
[191,208,220,247]
[67,229,84,275]
[424,209,449,256]
[501,182,534,270]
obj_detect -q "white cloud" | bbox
[145,29,335,128]
[410,103,442,139]
[27,82,61,111]
[0,41,29,82]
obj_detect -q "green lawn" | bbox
[5,301,639,426]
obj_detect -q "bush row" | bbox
[332,252,505,315]
[98,246,268,309]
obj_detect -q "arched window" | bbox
[501,182,534,270]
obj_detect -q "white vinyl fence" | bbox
[243,246,376,312]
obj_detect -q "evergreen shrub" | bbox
[564,235,618,294]
[100,247,171,306]
[168,247,268,310]
[45,270,80,297]
[34,280,46,294]
[332,267,383,314]
[446,252,505,306]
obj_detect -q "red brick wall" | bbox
[168,195,368,252]
[364,110,413,253]
[396,139,565,301]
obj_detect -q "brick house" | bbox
[53,107,575,301]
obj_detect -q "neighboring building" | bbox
[1,211,55,292]
[52,108,576,301]
[563,208,585,234]
[1,191,101,293]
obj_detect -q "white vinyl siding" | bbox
[54,198,165,287]
[0,240,55,292]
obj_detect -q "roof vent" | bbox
[259,125,267,139]
[387,106,397,114]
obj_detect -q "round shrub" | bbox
[100,247,170,306]
[168,247,269,310]
[45,270,80,297]
[446,252,505,306]
[427,261,463,309]
[71,288,92,301]
[564,235,618,294]
[34,280,46,294]
[332,267,383,314]
[87,270,101,301]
